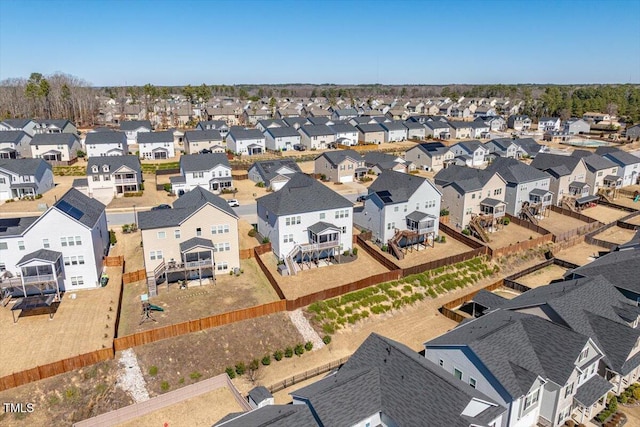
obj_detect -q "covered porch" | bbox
[151,147,169,160]
[568,181,590,198]
[166,237,216,286]
[209,177,233,193]
[247,144,263,155]
[480,198,506,220]
[354,167,368,180]
[41,150,62,162]
[283,222,343,275]
[571,375,613,425]
[12,249,64,300]
[0,148,17,159]
[10,182,37,198]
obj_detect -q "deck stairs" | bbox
[469,216,490,243]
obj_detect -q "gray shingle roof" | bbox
[54,188,105,228]
[17,248,62,265]
[307,221,340,234]
[362,151,399,167]
[471,289,508,309]
[180,153,230,172]
[228,128,264,140]
[368,170,434,204]
[602,150,640,167]
[486,157,550,184]
[410,142,450,157]
[87,155,141,176]
[571,152,616,172]
[249,159,301,185]
[329,123,358,133]
[247,386,272,404]
[405,210,434,222]
[85,131,126,145]
[454,140,485,153]
[512,138,544,157]
[264,127,300,138]
[574,374,614,407]
[257,119,286,128]
[0,216,39,237]
[0,130,28,143]
[30,133,78,147]
[380,121,407,131]
[299,124,335,137]
[569,249,640,295]
[179,237,215,252]
[434,165,498,193]
[425,120,450,130]
[307,117,331,125]
[531,153,583,177]
[184,130,222,142]
[257,173,351,216]
[1,119,33,129]
[317,149,362,167]
[0,158,51,177]
[214,404,318,427]
[403,120,425,130]
[356,123,384,133]
[119,120,152,131]
[137,131,173,144]
[282,117,307,127]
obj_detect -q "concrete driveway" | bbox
[92,188,115,206]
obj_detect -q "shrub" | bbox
[322,323,335,334]
[402,284,413,294]
[273,349,284,361]
[462,229,471,236]
[109,229,117,245]
[255,181,265,188]
[235,362,246,375]
[261,355,271,366]
[248,359,260,372]
[248,228,256,237]
[381,244,388,252]
[148,366,158,376]
[633,387,640,400]
[352,247,358,256]
[343,250,350,256]
[609,396,618,412]
[163,183,172,193]
[502,217,510,226]
[284,347,294,358]
[262,237,270,243]
[323,335,332,345]
[160,381,170,392]
[190,371,202,381]
[620,394,628,404]
[294,343,305,356]
[439,208,450,216]
[35,193,43,199]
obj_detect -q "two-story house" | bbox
[137,131,175,160]
[468,121,491,139]
[448,121,473,139]
[484,138,520,159]
[512,138,548,159]
[85,155,142,198]
[538,117,562,132]
[330,108,358,121]
[255,119,286,133]
[30,133,81,164]
[0,188,109,293]
[599,149,640,187]
[196,120,229,138]
[571,151,620,195]
[485,157,552,218]
[0,158,54,201]
[507,115,532,132]
[119,120,152,144]
[356,123,385,144]
[264,126,301,152]
[138,187,240,286]
[435,165,507,230]
[298,125,336,150]
[183,130,224,154]
[363,151,411,175]
[450,140,489,167]
[405,142,454,172]
[248,159,302,191]
[85,131,128,157]
[424,120,452,139]
[34,119,78,135]
[380,121,408,142]
[329,123,359,146]
[563,118,591,135]
[476,115,506,132]
[256,173,353,275]
[170,153,232,195]
[356,171,440,254]
[530,153,590,207]
[0,119,37,137]
[314,150,366,183]
[226,128,265,155]
[0,130,32,159]
[403,120,426,140]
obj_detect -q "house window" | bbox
[61,237,67,247]
[394,206,399,212]
[454,368,463,380]
[217,262,228,271]
[523,389,539,412]
[0,178,4,184]
[494,188,502,196]
[104,175,111,181]
[469,377,477,389]
[193,172,204,178]
[196,227,202,236]
[64,257,70,266]
[92,175,100,182]
[578,348,589,362]
[465,208,472,215]
[18,241,25,250]
[0,242,7,250]
[335,209,349,219]
[78,255,85,265]
[75,236,82,246]
[70,276,84,286]
[597,171,603,177]
[150,250,163,260]
[174,230,180,239]
[157,231,166,239]
[284,234,293,243]
[319,213,325,220]
[43,239,50,248]
[0,263,5,272]
[564,382,574,398]
[472,193,476,199]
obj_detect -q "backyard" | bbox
[117,258,280,336]
[361,236,474,269]
[486,222,544,250]
[537,210,592,235]
[593,226,638,245]
[580,205,630,223]
[554,242,610,266]
[514,264,568,288]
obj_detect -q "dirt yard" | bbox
[555,242,610,266]
[580,205,630,224]
[0,175,77,214]
[487,223,543,250]
[492,288,521,300]
[515,264,568,288]
[538,210,592,235]
[364,237,473,269]
[238,219,260,249]
[111,229,145,272]
[117,386,242,427]
[624,214,640,226]
[107,174,175,209]
[594,226,638,245]
[0,264,122,377]
[223,176,269,205]
[118,258,279,336]
[260,245,389,300]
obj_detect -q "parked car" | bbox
[356,195,368,202]
[293,144,306,151]
[151,204,172,210]
[227,199,240,207]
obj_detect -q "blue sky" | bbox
[1,0,639,86]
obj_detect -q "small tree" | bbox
[225,367,236,379]
[76,150,86,159]
[284,347,293,358]
[261,355,271,366]
[294,343,305,356]
[235,362,246,376]
[109,229,117,245]
[273,350,284,361]
[322,335,332,345]
[304,341,313,351]
[248,359,260,382]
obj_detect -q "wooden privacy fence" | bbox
[401,247,487,277]
[549,205,601,223]
[114,300,286,351]
[268,356,350,394]
[598,199,638,213]
[239,248,254,259]
[439,279,506,323]
[505,213,553,236]
[103,255,124,267]
[356,236,401,271]
[0,348,113,392]
[439,222,486,249]
[122,269,146,284]
[490,234,554,258]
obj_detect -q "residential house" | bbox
[363,151,411,175]
[217,333,507,427]
[0,131,32,159]
[248,159,302,191]
[468,121,491,139]
[119,120,152,144]
[450,140,489,167]
[256,173,353,270]
[563,118,591,135]
[405,142,454,172]
[138,187,240,283]
[426,309,610,427]
[473,105,498,118]
[84,131,128,157]
[282,117,308,129]
[255,119,286,133]
[0,188,109,292]
[484,138,520,159]
[626,124,640,140]
[85,155,141,198]
[599,149,640,187]
[448,121,473,139]
[0,119,37,137]
[183,130,224,154]
[298,125,336,150]
[507,115,532,131]
[263,126,301,152]
[450,104,472,119]
[380,121,408,142]
[196,120,229,138]
[329,123,359,146]
[356,123,385,144]
[349,116,378,126]
[434,165,507,230]
[476,115,506,132]
[242,108,271,125]
[331,108,358,121]
[425,120,451,139]
[0,158,54,201]
[314,150,366,183]
[485,157,552,217]
[582,112,611,124]
[512,138,548,159]
[275,108,300,119]
[531,153,590,206]
[34,119,78,135]
[137,131,175,160]
[538,117,562,132]
[571,150,620,195]
[170,153,232,195]
[226,128,265,155]
[30,133,81,164]
[121,105,146,121]
[204,107,238,126]
[403,120,426,140]
[357,170,440,246]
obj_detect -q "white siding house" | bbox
[226,128,265,155]
[170,153,232,195]
[0,130,32,159]
[0,158,54,201]
[138,131,176,160]
[264,127,301,151]
[298,125,336,150]
[85,131,128,157]
[119,120,152,144]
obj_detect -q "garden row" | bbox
[307,256,498,335]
